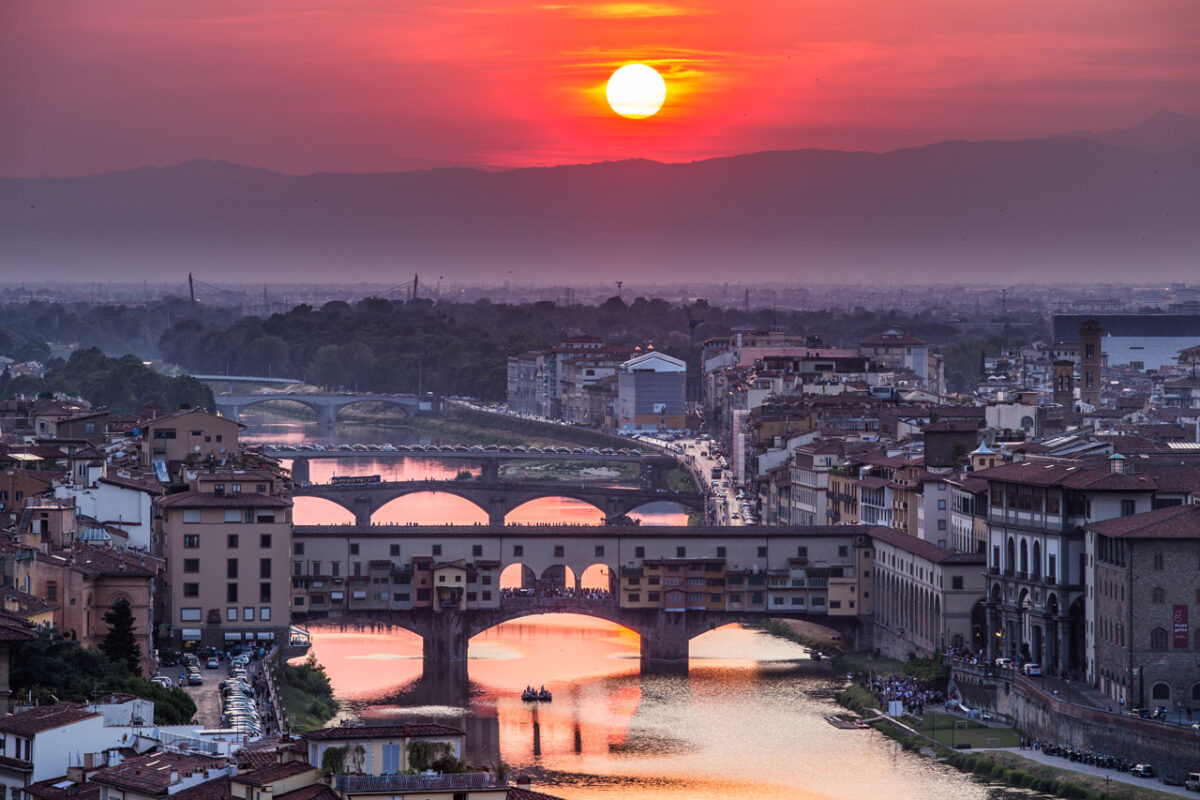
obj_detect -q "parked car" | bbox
[1022,663,1042,676]
[206,657,220,669]
[1184,772,1200,791]
[188,672,204,686]
[150,676,173,689]
[1131,764,1155,778]
[993,657,1014,669]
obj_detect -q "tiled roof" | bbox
[0,754,33,771]
[26,777,102,800]
[868,526,986,565]
[303,723,465,741]
[158,491,291,509]
[1086,504,1200,539]
[233,762,315,787]
[235,749,280,771]
[99,475,164,495]
[275,786,338,800]
[0,608,39,641]
[36,547,160,578]
[172,776,230,800]
[0,704,99,736]
[89,752,226,795]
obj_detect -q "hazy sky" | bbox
[3,1,1198,177]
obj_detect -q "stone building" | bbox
[1086,504,1200,711]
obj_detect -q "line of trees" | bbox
[157,296,1046,399]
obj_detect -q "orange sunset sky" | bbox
[2,0,1197,177]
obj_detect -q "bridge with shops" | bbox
[292,479,704,525]
[290,523,872,695]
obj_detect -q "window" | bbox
[717,546,726,558]
[228,559,239,579]
[837,545,848,558]
[227,607,238,621]
[293,542,305,555]
[628,593,641,603]
[937,520,947,531]
[390,544,400,557]
[260,558,272,579]
[256,483,267,493]
[554,546,564,557]
[227,584,238,602]
[676,546,686,558]
[228,534,240,548]
[595,545,605,557]
[231,484,242,494]
[432,545,442,556]
[381,743,401,774]
[513,545,524,557]
[331,561,340,576]
[245,509,256,523]
[294,561,302,576]
[183,559,200,573]
[183,583,199,597]
[183,510,201,524]
[1151,682,1171,700]
[1150,627,1169,650]
[257,510,275,523]
[797,546,808,558]
[180,608,202,622]
[260,534,272,548]
[1120,499,1136,517]
[937,500,946,510]
[635,546,645,558]
[224,509,242,523]
[46,582,57,602]
[350,543,360,556]
[1153,553,1164,570]
[260,583,271,602]
[244,607,254,620]
[952,576,964,590]
[294,596,305,606]
[260,607,271,620]
[1151,587,1165,603]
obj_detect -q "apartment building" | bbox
[140,408,241,467]
[158,470,292,649]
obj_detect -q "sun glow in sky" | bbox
[1,0,1197,176]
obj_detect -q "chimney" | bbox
[515,776,532,790]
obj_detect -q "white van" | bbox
[1184,772,1199,791]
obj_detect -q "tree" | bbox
[100,598,142,676]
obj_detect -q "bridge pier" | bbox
[318,404,338,427]
[291,457,311,484]
[480,458,500,482]
[639,613,692,674]
[486,497,507,526]
[423,611,470,673]
[352,495,374,527]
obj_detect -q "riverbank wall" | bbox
[445,405,649,451]
[951,662,1200,777]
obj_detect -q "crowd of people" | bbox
[945,645,987,665]
[855,671,950,717]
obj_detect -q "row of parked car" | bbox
[220,655,263,737]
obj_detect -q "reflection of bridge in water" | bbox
[292,479,704,525]
[293,523,872,701]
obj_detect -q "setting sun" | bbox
[606,63,667,119]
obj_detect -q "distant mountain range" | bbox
[2,111,1198,285]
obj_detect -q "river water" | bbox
[245,410,993,800]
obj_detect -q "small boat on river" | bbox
[522,686,553,702]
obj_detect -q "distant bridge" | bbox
[193,374,303,386]
[292,479,703,525]
[213,393,428,425]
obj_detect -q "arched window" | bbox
[1151,587,1165,604]
[1150,628,1169,650]
[1193,683,1200,702]
[1019,540,1028,575]
[1151,682,1171,701]
[1032,542,1041,578]
[1153,553,1164,570]
[1006,537,1015,573]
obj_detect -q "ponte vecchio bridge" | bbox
[291,523,874,695]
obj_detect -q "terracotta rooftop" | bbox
[158,491,290,509]
[275,786,338,800]
[172,776,230,800]
[507,788,568,800]
[0,704,100,737]
[233,762,315,787]
[26,777,102,800]
[89,752,226,796]
[868,526,986,565]
[1086,504,1200,540]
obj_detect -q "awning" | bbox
[224,632,242,641]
